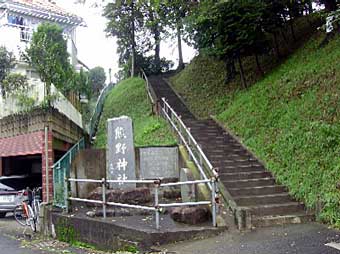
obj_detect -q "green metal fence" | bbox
[88,82,115,140]
[53,138,85,208]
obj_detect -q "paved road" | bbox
[2,213,340,254]
[0,214,105,254]
[0,233,41,254]
[162,223,340,254]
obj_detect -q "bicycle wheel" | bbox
[33,200,40,226]
[27,205,36,232]
[14,205,27,226]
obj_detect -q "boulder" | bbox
[87,187,151,206]
[118,187,151,204]
[163,188,181,200]
[170,206,210,225]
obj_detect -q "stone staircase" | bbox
[148,75,314,229]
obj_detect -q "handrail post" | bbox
[102,178,107,219]
[65,174,69,213]
[154,179,161,230]
[211,178,217,227]
[199,144,203,179]
[188,129,192,160]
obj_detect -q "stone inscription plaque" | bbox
[107,116,136,189]
[140,147,179,179]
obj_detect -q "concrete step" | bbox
[222,178,276,188]
[206,149,248,155]
[251,213,315,228]
[209,153,251,161]
[245,202,306,217]
[228,185,287,196]
[211,158,258,165]
[218,165,265,173]
[234,193,293,206]
[201,144,243,151]
[219,171,272,181]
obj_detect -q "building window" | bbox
[7,15,32,42]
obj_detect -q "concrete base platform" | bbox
[51,213,225,251]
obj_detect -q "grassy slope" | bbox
[94,77,176,148]
[171,16,318,119]
[171,34,340,225]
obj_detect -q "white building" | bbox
[0,0,86,128]
[0,0,87,203]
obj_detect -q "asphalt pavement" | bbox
[0,233,41,254]
[1,212,340,254]
[162,223,340,254]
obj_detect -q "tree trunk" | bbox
[308,1,313,14]
[154,27,161,74]
[255,53,264,76]
[323,0,337,12]
[273,32,281,59]
[45,81,51,107]
[130,2,136,77]
[177,23,184,71]
[237,55,247,89]
[290,20,297,42]
[224,58,236,84]
[280,29,289,45]
[288,10,297,42]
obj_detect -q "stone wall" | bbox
[70,146,179,198]
[70,149,106,198]
[0,108,83,143]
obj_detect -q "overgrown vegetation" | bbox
[172,31,340,226]
[171,14,318,118]
[94,77,176,148]
[217,33,340,225]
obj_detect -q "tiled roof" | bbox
[0,131,43,157]
[2,0,84,26]
[12,0,76,18]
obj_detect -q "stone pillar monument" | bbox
[107,116,136,189]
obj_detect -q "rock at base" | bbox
[163,188,181,199]
[170,206,210,225]
[87,187,151,206]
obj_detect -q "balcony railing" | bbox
[3,23,33,42]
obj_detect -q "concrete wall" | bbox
[70,149,106,198]
[0,72,83,129]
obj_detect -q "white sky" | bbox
[55,0,196,82]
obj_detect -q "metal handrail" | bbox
[52,138,84,169]
[52,138,85,208]
[161,108,212,189]
[88,82,115,139]
[140,68,155,105]
[66,177,217,229]
[161,97,218,180]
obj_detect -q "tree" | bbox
[89,66,106,96]
[104,0,143,77]
[160,0,195,70]
[189,0,268,88]
[320,0,338,11]
[139,0,165,73]
[0,46,15,94]
[1,73,28,96]
[26,23,72,103]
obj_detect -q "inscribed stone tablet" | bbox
[139,147,179,179]
[107,116,136,189]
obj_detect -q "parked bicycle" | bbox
[14,187,42,232]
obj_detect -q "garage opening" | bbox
[1,155,42,189]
